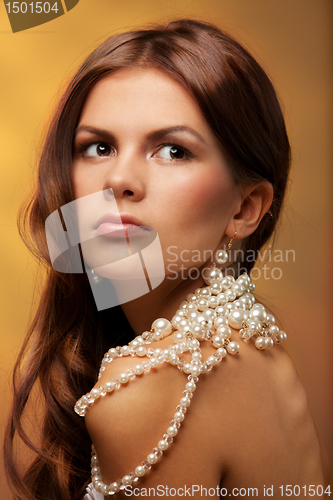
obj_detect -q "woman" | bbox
[4,19,329,500]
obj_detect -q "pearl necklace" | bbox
[74,271,287,496]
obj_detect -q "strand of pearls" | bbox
[74,271,287,495]
[90,374,203,496]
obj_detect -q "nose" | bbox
[102,152,146,203]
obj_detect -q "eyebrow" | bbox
[74,125,206,144]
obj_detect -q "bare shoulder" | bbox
[214,338,331,495]
[84,334,330,498]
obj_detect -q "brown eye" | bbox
[85,142,113,157]
[157,145,190,160]
[170,146,185,159]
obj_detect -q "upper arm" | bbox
[84,350,224,496]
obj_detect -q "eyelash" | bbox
[76,141,194,161]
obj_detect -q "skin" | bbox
[72,68,329,498]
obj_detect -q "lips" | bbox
[95,212,149,238]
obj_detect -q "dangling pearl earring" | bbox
[88,268,104,284]
[214,231,237,265]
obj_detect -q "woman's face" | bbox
[72,68,242,282]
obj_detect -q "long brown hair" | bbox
[4,19,291,499]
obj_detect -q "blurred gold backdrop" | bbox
[1,0,332,494]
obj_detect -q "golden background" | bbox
[0,0,332,494]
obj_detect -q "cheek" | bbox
[155,166,237,271]
[71,163,102,199]
[171,167,236,229]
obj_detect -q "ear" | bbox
[225,181,273,239]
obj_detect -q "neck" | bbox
[118,273,206,336]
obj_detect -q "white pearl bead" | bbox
[94,481,103,492]
[108,348,118,358]
[104,382,115,392]
[168,354,179,365]
[239,296,252,308]
[136,346,147,357]
[250,307,267,323]
[175,309,187,317]
[186,293,197,302]
[122,475,132,485]
[208,355,217,366]
[269,325,279,336]
[151,318,172,338]
[265,337,274,349]
[120,345,131,356]
[213,316,228,328]
[217,292,228,305]
[135,466,146,477]
[210,282,223,295]
[171,314,184,328]
[180,396,191,407]
[149,357,159,368]
[178,319,192,332]
[226,341,240,355]
[203,308,217,319]
[147,453,158,464]
[212,334,224,348]
[190,339,200,348]
[255,337,266,350]
[216,325,232,338]
[232,283,245,297]
[119,372,129,384]
[158,440,169,451]
[198,287,211,297]
[273,331,287,344]
[174,411,185,421]
[228,309,249,329]
[183,363,192,374]
[197,298,209,311]
[208,296,219,309]
[110,482,120,492]
[215,305,228,315]
[215,249,228,264]
[221,277,231,289]
[225,289,237,301]
[252,303,265,310]
[190,365,201,377]
[216,347,227,358]
[153,330,163,340]
[200,363,207,373]
[91,388,101,399]
[203,266,223,285]
[188,311,199,321]
[134,364,144,375]
[173,332,185,343]
[266,313,275,325]
[191,351,202,360]
[185,381,196,392]
[167,426,178,437]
